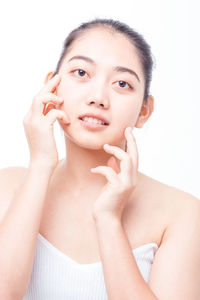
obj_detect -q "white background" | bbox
[0,0,199,198]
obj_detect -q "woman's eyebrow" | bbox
[67,55,140,82]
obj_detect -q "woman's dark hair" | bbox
[54,18,154,102]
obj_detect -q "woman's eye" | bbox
[72,69,88,78]
[71,70,132,90]
[115,80,132,89]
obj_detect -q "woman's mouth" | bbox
[79,117,109,130]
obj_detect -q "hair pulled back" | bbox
[54,18,154,102]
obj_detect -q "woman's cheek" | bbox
[57,79,79,103]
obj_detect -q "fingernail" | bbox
[104,144,111,148]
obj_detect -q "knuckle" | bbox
[45,93,54,99]
[60,110,66,116]
[52,95,63,102]
[54,109,64,117]
[46,108,56,116]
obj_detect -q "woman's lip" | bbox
[79,118,109,130]
[79,114,109,124]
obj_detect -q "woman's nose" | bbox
[86,83,110,109]
[87,98,109,108]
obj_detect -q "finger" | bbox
[43,108,70,125]
[91,166,119,184]
[41,95,63,115]
[125,127,138,162]
[103,144,126,160]
[41,93,63,105]
[43,103,56,116]
[106,156,120,174]
[124,127,139,173]
[103,144,132,178]
[32,93,63,114]
[40,73,61,94]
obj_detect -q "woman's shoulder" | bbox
[148,175,200,255]
[0,166,27,222]
[136,173,200,246]
[141,172,200,222]
[0,166,27,187]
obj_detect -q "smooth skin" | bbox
[91,127,139,221]
[0,27,200,299]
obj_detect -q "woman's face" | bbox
[55,28,150,150]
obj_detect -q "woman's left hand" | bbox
[91,127,139,222]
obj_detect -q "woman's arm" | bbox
[0,73,70,299]
[95,214,158,300]
[0,164,54,300]
[148,193,200,299]
[91,127,158,299]
[94,193,200,300]
[91,128,200,299]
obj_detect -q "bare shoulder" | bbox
[143,176,200,298]
[0,166,27,191]
[141,172,200,227]
[0,166,27,221]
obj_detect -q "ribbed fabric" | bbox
[22,233,158,300]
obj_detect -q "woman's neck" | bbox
[62,139,117,190]
[53,137,144,204]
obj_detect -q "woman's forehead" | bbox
[69,28,135,54]
[63,28,142,72]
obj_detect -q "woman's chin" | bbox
[59,122,125,151]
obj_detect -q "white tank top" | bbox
[23,233,158,300]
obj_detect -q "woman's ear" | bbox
[44,71,58,94]
[135,95,154,128]
[44,71,55,84]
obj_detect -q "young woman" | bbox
[0,18,200,300]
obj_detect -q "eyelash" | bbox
[71,69,133,90]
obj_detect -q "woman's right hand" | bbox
[23,74,70,171]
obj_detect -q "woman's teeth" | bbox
[81,117,107,125]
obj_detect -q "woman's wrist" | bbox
[93,212,121,228]
[28,159,57,175]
